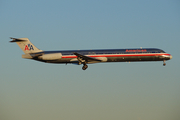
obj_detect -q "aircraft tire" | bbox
[163,63,166,66]
[82,64,88,70]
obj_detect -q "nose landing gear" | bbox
[163,60,166,66]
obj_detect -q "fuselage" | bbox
[32,48,172,64]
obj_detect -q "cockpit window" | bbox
[160,50,165,53]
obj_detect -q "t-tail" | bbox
[10,37,43,59]
[10,37,42,54]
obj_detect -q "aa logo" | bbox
[24,44,34,51]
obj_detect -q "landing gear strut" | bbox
[82,64,88,70]
[163,60,166,66]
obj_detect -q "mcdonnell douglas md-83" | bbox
[10,37,172,70]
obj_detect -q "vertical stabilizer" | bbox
[10,37,43,53]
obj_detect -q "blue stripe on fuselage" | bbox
[34,48,165,55]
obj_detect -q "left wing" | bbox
[73,52,101,62]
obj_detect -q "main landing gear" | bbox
[163,60,166,66]
[76,56,88,70]
[82,64,88,70]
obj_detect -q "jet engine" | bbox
[96,57,107,62]
[39,53,62,60]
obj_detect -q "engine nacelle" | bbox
[95,57,107,62]
[39,53,62,60]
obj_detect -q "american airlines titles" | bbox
[126,49,147,52]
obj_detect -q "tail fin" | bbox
[10,37,43,53]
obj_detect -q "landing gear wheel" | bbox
[163,63,166,66]
[163,60,166,66]
[82,64,88,70]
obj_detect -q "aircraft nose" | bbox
[170,55,172,59]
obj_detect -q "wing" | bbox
[73,52,101,62]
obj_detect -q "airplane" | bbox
[10,37,172,70]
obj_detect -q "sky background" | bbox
[0,0,180,120]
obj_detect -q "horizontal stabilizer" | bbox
[9,37,27,42]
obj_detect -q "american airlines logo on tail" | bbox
[24,44,34,51]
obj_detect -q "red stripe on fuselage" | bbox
[62,53,171,59]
